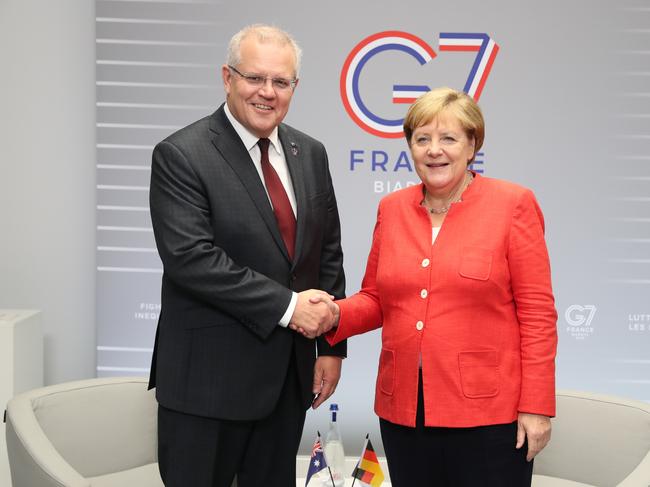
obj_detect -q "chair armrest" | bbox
[617,449,650,487]
[6,393,89,487]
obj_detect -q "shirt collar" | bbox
[224,103,282,156]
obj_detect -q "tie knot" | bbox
[258,138,270,154]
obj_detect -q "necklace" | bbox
[421,171,473,214]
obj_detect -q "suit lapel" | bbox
[279,125,307,269]
[209,106,291,262]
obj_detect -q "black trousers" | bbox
[379,372,533,487]
[157,354,306,487]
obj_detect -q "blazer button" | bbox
[420,289,428,299]
[421,258,430,268]
[416,321,424,331]
[291,274,297,281]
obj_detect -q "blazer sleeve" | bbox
[316,148,347,356]
[508,189,558,417]
[150,140,293,340]
[327,204,384,346]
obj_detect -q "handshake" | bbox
[288,289,339,339]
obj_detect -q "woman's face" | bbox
[410,114,475,196]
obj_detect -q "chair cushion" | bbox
[89,462,163,487]
[532,474,595,487]
[533,392,650,486]
[32,381,157,477]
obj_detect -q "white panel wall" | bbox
[0,0,96,385]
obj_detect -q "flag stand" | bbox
[350,433,384,487]
[350,433,369,487]
[306,431,334,487]
[327,465,336,487]
[319,429,335,487]
[319,430,336,487]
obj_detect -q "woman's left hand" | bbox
[516,412,551,462]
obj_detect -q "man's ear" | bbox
[222,65,232,95]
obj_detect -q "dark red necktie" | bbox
[258,138,296,260]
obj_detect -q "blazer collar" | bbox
[209,105,310,266]
[209,104,292,263]
[410,170,482,207]
[278,123,306,269]
[222,102,282,154]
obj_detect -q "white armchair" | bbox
[5,377,162,487]
[533,390,650,487]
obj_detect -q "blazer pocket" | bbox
[459,246,493,281]
[378,348,395,396]
[458,350,499,398]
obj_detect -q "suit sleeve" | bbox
[150,140,293,340]
[315,147,347,357]
[508,189,558,417]
[327,204,383,346]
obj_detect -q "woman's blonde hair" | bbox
[403,87,485,162]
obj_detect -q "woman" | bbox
[318,87,557,486]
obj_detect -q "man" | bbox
[148,24,345,487]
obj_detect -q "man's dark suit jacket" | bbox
[148,104,346,421]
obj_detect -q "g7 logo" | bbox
[565,305,597,327]
[340,31,499,138]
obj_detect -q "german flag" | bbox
[351,436,384,487]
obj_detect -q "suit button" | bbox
[416,321,424,331]
[291,274,297,281]
[420,289,428,299]
[421,258,430,268]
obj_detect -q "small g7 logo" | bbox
[565,305,597,327]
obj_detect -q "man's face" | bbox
[223,37,298,138]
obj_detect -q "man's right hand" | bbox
[289,289,336,338]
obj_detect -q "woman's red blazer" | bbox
[327,174,557,428]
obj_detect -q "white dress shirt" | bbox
[224,104,298,327]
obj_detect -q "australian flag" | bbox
[305,434,328,486]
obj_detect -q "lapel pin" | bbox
[290,142,299,156]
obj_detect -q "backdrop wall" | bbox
[94,0,650,454]
[2,0,647,458]
[0,0,96,385]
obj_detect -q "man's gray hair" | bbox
[226,24,302,78]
